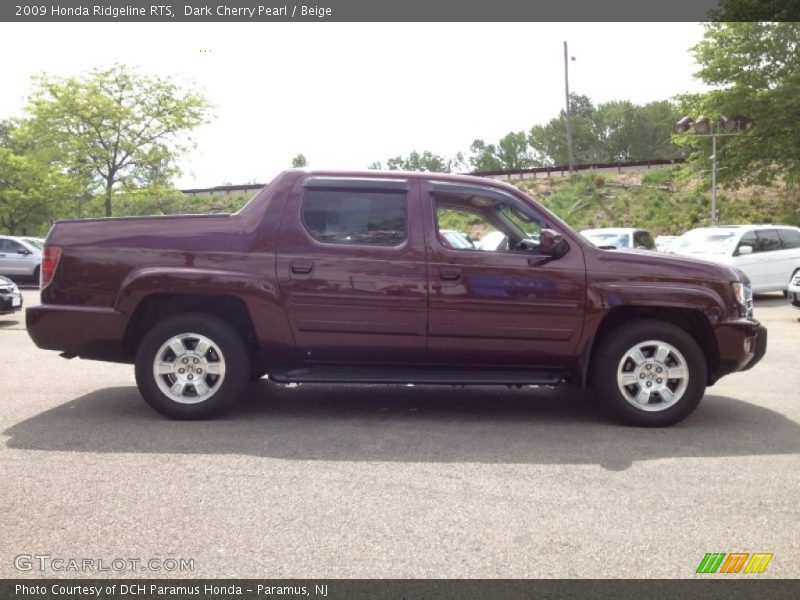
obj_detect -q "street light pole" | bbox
[564,41,575,173]
[711,132,717,226]
[676,116,750,227]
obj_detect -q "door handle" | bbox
[291,261,314,275]
[439,269,461,281]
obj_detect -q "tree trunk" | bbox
[104,179,114,217]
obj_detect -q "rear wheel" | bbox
[591,319,707,427]
[135,313,250,419]
[32,265,40,286]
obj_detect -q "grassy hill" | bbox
[508,165,800,236]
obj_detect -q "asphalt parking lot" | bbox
[1,289,798,578]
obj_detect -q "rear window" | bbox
[778,228,800,249]
[302,189,407,246]
[757,229,784,252]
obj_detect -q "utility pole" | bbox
[711,133,717,226]
[676,116,750,226]
[563,41,575,173]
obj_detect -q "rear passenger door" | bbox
[275,176,428,366]
[732,230,767,289]
[756,229,785,290]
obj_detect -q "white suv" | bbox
[670,225,800,294]
[0,236,43,283]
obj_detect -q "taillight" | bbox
[41,245,62,288]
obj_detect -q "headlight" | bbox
[731,281,753,317]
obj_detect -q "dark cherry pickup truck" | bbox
[27,170,766,426]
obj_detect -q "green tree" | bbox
[529,94,606,165]
[292,153,308,167]
[496,131,535,170]
[530,94,680,166]
[681,22,800,188]
[468,139,504,172]
[26,64,210,217]
[381,150,452,172]
[469,133,537,172]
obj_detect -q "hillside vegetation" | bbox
[508,165,800,236]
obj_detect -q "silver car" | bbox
[0,236,42,282]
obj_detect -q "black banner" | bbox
[0,0,786,23]
[3,579,800,600]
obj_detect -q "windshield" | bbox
[672,229,739,254]
[23,238,44,250]
[583,232,630,248]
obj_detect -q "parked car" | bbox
[580,228,656,250]
[789,271,800,310]
[670,225,800,294]
[655,235,678,253]
[0,236,42,282]
[0,275,22,316]
[27,170,766,427]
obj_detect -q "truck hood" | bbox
[590,247,746,284]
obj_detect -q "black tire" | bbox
[32,266,40,286]
[590,319,707,427]
[135,313,250,419]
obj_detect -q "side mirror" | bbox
[17,248,31,255]
[737,245,753,255]
[539,228,569,258]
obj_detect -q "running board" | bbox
[269,367,564,386]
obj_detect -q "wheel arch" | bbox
[580,305,720,388]
[122,292,263,370]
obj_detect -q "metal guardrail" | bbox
[179,158,685,195]
[472,158,685,180]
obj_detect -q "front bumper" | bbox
[739,324,767,372]
[711,318,767,383]
[0,291,22,315]
[789,289,800,309]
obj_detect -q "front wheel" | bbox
[590,319,707,427]
[135,313,250,419]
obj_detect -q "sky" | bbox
[0,22,709,189]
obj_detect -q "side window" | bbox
[434,199,542,254]
[633,230,656,250]
[302,189,407,246]
[737,231,760,254]
[435,206,506,252]
[778,228,800,249]
[0,239,23,253]
[757,229,783,253]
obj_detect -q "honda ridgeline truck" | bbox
[27,170,767,426]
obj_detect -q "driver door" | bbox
[423,182,586,370]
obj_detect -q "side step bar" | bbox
[269,367,564,386]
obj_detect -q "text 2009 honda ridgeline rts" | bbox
[27,170,766,426]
